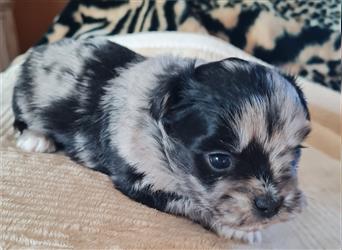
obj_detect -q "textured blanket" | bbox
[1,33,340,249]
[38,0,341,91]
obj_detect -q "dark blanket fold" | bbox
[37,0,341,91]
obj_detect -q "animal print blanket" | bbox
[38,0,341,91]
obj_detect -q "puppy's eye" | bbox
[292,146,302,164]
[291,146,302,174]
[208,153,232,170]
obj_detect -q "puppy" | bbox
[12,38,311,244]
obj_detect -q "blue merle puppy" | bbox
[12,38,311,244]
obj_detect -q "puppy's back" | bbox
[13,38,143,130]
[12,38,144,166]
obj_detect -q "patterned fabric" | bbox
[38,0,341,91]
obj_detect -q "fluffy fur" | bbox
[12,37,311,244]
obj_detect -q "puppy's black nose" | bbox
[254,196,281,218]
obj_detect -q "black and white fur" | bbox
[12,38,311,244]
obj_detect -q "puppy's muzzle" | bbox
[254,195,283,218]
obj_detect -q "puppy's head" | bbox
[151,58,311,231]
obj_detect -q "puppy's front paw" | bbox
[217,226,262,244]
[16,130,56,153]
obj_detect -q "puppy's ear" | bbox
[281,73,310,120]
[149,63,194,122]
[193,61,222,81]
[194,57,247,79]
[149,84,174,121]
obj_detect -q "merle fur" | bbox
[12,37,311,241]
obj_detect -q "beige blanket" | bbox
[1,32,340,249]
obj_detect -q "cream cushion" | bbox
[1,32,340,249]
